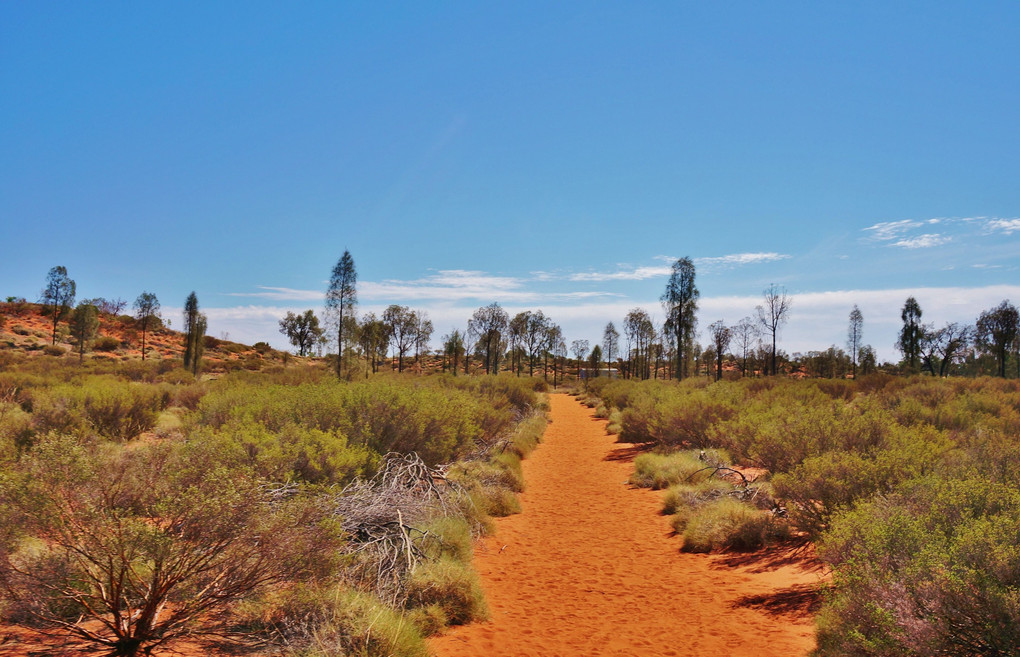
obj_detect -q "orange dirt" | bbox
[429,393,824,657]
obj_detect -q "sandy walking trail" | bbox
[429,393,821,657]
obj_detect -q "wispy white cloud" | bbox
[863,220,922,241]
[864,216,1020,248]
[225,286,324,301]
[569,252,789,282]
[985,218,1020,235]
[362,269,617,302]
[230,270,620,306]
[892,233,951,249]
[569,265,672,282]
[695,252,791,268]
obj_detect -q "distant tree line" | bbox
[21,259,1020,380]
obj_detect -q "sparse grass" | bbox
[405,557,488,626]
[242,585,429,657]
[629,449,730,490]
[661,478,734,515]
[679,497,788,552]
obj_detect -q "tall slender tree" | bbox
[602,322,619,376]
[661,257,699,380]
[588,344,603,378]
[442,329,465,375]
[325,250,357,378]
[40,266,76,345]
[524,311,549,377]
[897,297,924,371]
[413,311,434,374]
[733,316,758,377]
[624,308,655,379]
[133,292,161,361]
[757,283,792,376]
[69,301,99,363]
[508,312,530,376]
[847,305,864,378]
[182,292,206,375]
[545,323,564,384]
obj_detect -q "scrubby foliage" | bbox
[0,353,546,656]
[588,375,1020,654]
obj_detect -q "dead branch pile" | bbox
[686,465,785,515]
[327,452,459,602]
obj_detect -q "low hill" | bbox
[0,299,285,372]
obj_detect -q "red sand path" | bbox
[429,393,823,657]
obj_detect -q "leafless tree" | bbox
[756,284,792,376]
[571,339,589,378]
[0,437,338,657]
[732,316,759,377]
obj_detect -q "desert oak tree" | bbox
[325,250,358,378]
[132,292,161,361]
[40,265,76,345]
[661,257,699,380]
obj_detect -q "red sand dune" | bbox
[429,393,823,657]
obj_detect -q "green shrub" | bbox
[93,336,120,352]
[816,476,1020,656]
[661,478,734,515]
[419,516,475,564]
[42,345,65,357]
[629,449,728,490]
[203,422,377,486]
[196,381,490,465]
[32,379,163,441]
[772,425,952,537]
[405,557,488,626]
[680,497,784,552]
[243,585,428,657]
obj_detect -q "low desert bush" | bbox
[31,378,163,441]
[92,336,120,352]
[629,449,729,490]
[42,344,65,357]
[243,585,428,657]
[405,557,488,626]
[679,497,786,552]
[661,478,734,515]
[816,476,1020,656]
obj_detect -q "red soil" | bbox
[429,393,824,657]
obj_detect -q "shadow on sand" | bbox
[731,583,822,618]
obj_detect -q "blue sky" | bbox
[2,2,1018,360]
